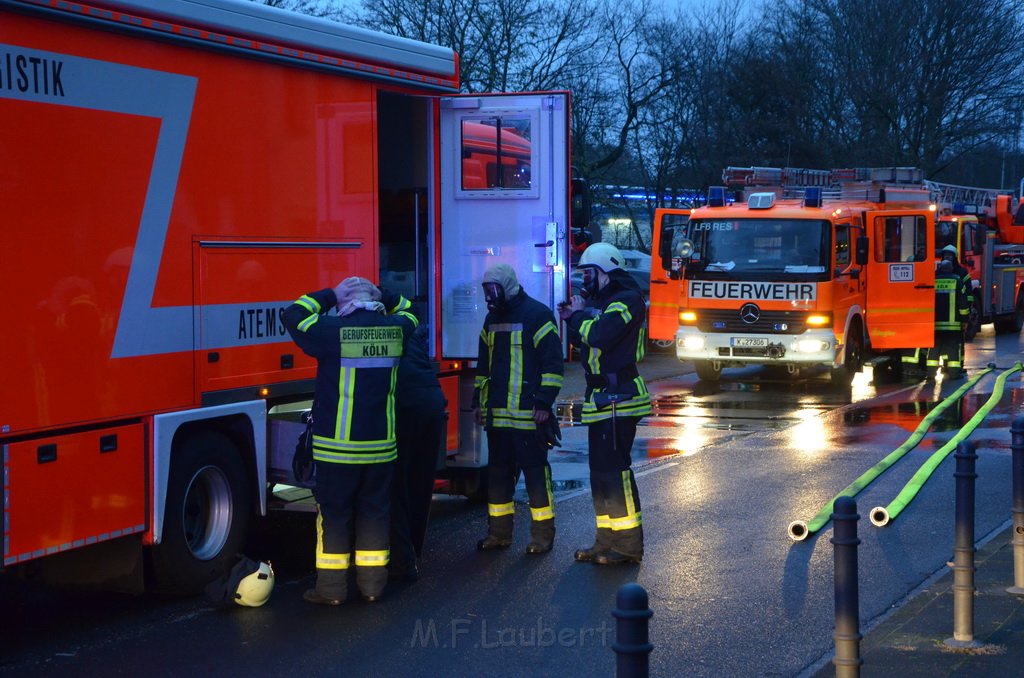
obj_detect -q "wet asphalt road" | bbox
[2,328,1024,676]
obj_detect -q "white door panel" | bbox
[439,93,569,359]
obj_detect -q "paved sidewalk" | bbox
[811,524,1024,677]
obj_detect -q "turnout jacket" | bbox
[564,270,652,423]
[934,271,971,331]
[284,288,417,464]
[474,288,564,430]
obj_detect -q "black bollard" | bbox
[831,496,862,678]
[945,441,981,648]
[1011,416,1024,596]
[612,582,653,678]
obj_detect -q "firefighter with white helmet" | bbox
[558,242,651,565]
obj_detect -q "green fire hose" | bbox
[870,362,1023,527]
[787,367,993,541]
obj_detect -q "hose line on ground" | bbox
[787,368,993,541]
[869,362,1023,527]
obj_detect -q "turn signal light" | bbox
[806,314,831,327]
[679,310,697,324]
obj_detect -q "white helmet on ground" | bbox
[205,556,275,608]
[234,560,275,607]
[578,242,624,273]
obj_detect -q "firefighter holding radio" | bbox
[559,242,651,565]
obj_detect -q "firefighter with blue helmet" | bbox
[559,242,651,565]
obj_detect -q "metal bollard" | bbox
[612,583,653,678]
[945,441,982,648]
[831,496,862,678]
[1010,416,1024,596]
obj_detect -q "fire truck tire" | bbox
[650,338,676,351]
[830,325,863,386]
[694,360,722,382]
[149,431,251,595]
[994,294,1024,334]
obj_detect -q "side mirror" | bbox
[855,236,869,266]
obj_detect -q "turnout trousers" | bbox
[390,387,446,574]
[485,428,555,544]
[587,416,644,558]
[314,460,393,600]
[926,330,965,376]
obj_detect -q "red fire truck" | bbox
[1,0,572,591]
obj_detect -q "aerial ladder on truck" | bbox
[925,180,1024,338]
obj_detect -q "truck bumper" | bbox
[674,327,839,366]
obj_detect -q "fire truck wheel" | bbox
[694,360,722,382]
[650,338,676,351]
[149,431,251,595]
[830,326,864,386]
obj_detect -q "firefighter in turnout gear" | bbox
[927,259,970,379]
[283,277,418,605]
[473,264,564,554]
[559,243,651,565]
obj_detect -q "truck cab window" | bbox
[874,215,927,262]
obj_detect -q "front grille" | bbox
[696,309,808,334]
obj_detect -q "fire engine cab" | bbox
[1,0,572,591]
[663,167,936,385]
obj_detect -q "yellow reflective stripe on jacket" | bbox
[586,345,603,373]
[354,550,390,567]
[388,295,412,313]
[297,314,319,332]
[533,321,557,347]
[541,373,564,388]
[313,434,397,452]
[489,502,515,517]
[474,375,488,389]
[313,448,397,464]
[337,366,355,440]
[296,294,321,315]
[315,513,351,569]
[508,329,523,412]
[605,301,632,324]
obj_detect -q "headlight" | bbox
[796,339,830,352]
[683,335,706,350]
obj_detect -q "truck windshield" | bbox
[686,218,831,281]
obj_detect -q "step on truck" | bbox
[1,0,574,592]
